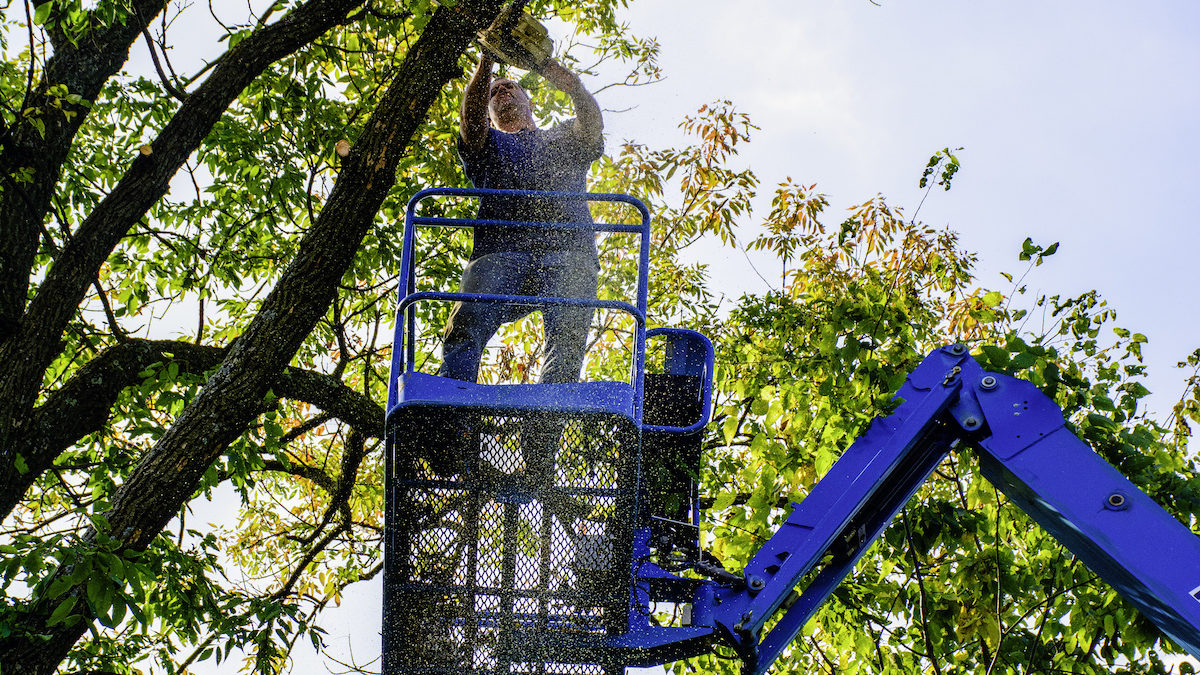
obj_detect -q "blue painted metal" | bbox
[383,188,717,674]
[662,343,1200,667]
[646,327,713,533]
[602,345,1200,673]
[643,328,714,434]
[389,187,653,422]
[708,347,969,672]
[386,188,1200,673]
[393,371,639,418]
[966,365,1200,657]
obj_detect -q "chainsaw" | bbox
[476,0,554,72]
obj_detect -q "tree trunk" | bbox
[0,1,504,671]
[0,0,170,339]
[0,0,369,523]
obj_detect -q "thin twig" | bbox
[985,484,1004,675]
[92,277,127,341]
[22,0,37,102]
[141,24,188,101]
[903,510,944,675]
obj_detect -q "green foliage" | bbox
[0,0,663,671]
[919,146,962,191]
[668,183,1200,672]
[2,0,1197,672]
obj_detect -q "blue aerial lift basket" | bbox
[386,189,1200,674]
[383,188,713,674]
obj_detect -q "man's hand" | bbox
[475,50,496,74]
[539,59,602,143]
[460,49,495,152]
[540,59,582,94]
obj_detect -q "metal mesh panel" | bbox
[385,406,638,674]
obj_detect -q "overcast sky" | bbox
[596,0,1200,416]
[169,1,1200,672]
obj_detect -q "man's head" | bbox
[488,78,536,132]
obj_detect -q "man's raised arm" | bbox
[541,59,603,145]
[460,52,494,152]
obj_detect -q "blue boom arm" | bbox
[384,187,1200,673]
[650,345,1200,673]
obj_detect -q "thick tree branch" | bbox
[0,0,170,340]
[0,0,369,532]
[2,337,383,520]
[90,0,498,550]
[0,1,504,669]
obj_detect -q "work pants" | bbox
[438,251,598,384]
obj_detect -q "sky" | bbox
[138,0,1200,672]
[595,0,1200,415]
[289,3,1200,673]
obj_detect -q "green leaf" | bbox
[126,598,147,624]
[1010,351,1038,370]
[765,399,783,428]
[750,396,768,416]
[1087,412,1119,431]
[33,2,52,25]
[983,614,1000,648]
[109,596,127,626]
[1019,237,1036,261]
[980,345,1010,368]
[711,491,736,513]
[47,596,78,627]
[87,574,114,625]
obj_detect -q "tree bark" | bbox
[0,0,170,340]
[0,1,503,671]
[7,338,382,511]
[0,0,369,524]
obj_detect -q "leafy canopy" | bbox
[0,1,1198,674]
